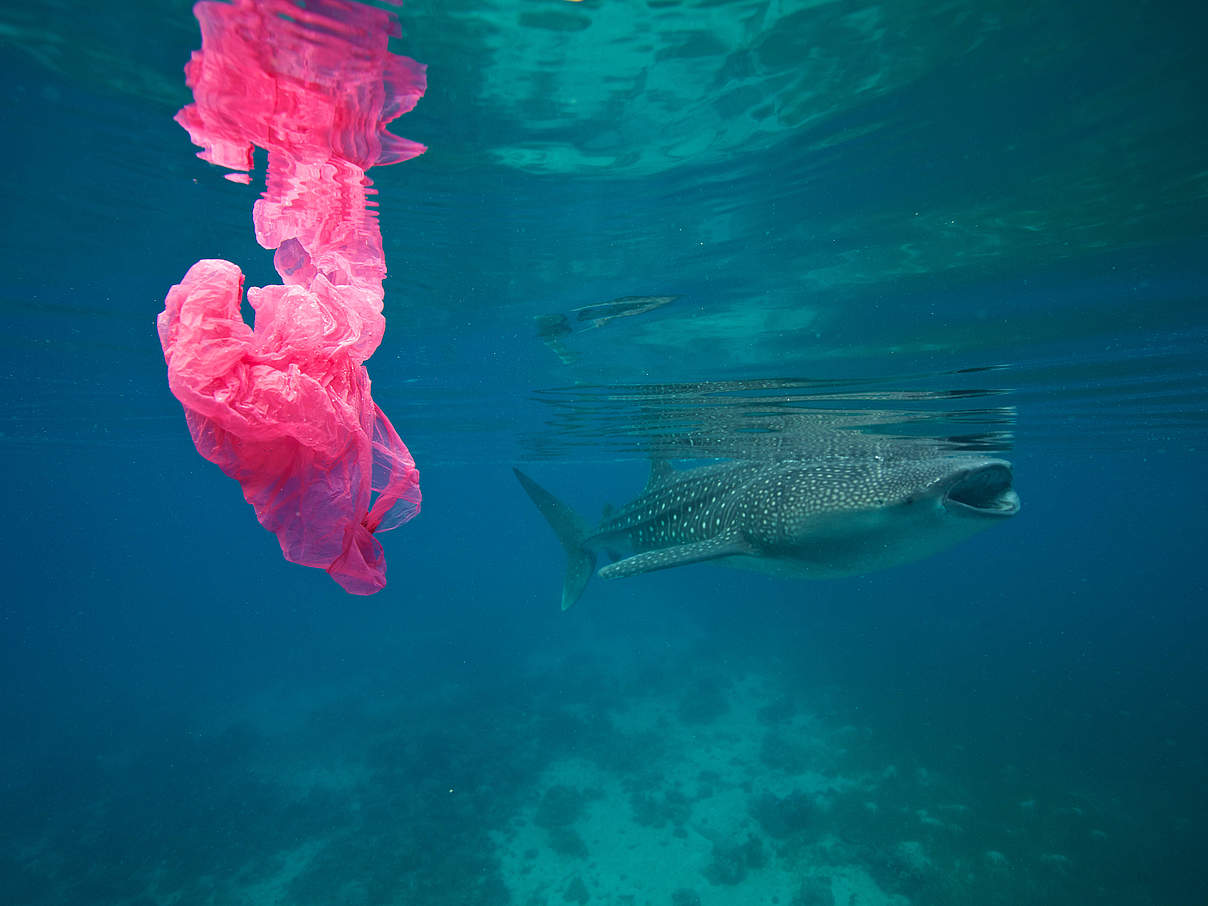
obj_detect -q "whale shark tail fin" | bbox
[513,468,596,611]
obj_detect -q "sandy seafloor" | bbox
[485,640,1119,906]
[9,608,1132,906]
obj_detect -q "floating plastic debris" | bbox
[157,0,426,594]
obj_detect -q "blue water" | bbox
[2,1,1206,904]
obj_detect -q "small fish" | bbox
[535,295,678,363]
[514,451,1019,610]
[571,294,679,330]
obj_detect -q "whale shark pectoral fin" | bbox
[598,530,755,579]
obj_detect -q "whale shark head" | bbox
[758,455,1020,578]
[938,459,1021,518]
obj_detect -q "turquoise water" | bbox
[1,1,1206,904]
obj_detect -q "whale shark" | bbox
[514,450,1019,610]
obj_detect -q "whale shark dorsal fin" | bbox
[644,458,675,492]
[598,529,754,579]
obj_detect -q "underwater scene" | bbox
[1,1,1205,904]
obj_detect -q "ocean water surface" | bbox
[1,1,1205,904]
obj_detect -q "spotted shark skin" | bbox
[514,453,1019,610]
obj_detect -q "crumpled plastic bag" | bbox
[158,0,425,594]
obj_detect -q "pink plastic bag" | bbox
[157,0,425,594]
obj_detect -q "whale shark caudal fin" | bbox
[513,468,596,611]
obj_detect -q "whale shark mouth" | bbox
[944,462,1020,516]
